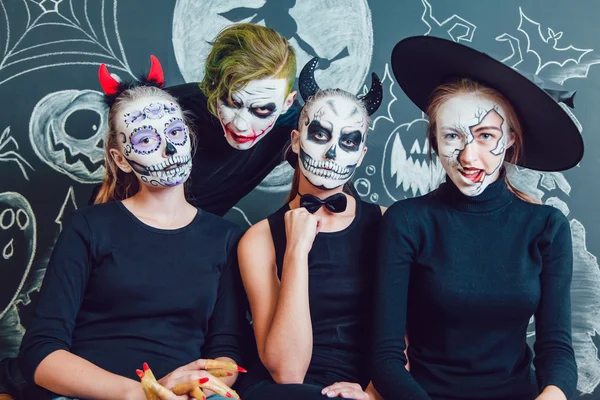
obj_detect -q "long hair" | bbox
[94,86,196,204]
[425,78,538,204]
[199,23,296,117]
[285,88,370,202]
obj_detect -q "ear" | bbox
[282,91,297,113]
[291,129,301,154]
[356,146,368,168]
[109,148,133,173]
[506,130,516,149]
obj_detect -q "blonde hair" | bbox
[425,78,538,204]
[285,89,370,202]
[94,86,196,204]
[199,23,296,117]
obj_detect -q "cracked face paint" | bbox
[436,93,512,196]
[115,97,192,187]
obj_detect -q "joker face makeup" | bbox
[115,97,192,187]
[295,95,368,189]
[217,77,294,150]
[435,93,514,196]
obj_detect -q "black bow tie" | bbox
[299,193,347,214]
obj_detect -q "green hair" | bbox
[199,23,297,117]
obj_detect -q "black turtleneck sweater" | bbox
[372,174,577,400]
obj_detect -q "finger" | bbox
[190,387,207,400]
[323,387,364,399]
[146,380,179,400]
[204,359,246,373]
[321,383,362,396]
[172,378,208,395]
[177,359,208,371]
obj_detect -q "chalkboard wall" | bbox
[1,0,599,398]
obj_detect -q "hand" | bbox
[157,359,238,399]
[284,207,321,254]
[321,382,370,399]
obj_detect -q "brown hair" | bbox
[425,78,538,204]
[199,23,297,117]
[285,89,370,202]
[94,86,196,204]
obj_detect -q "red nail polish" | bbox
[226,393,233,398]
[226,372,233,376]
[199,377,209,384]
[143,362,149,371]
[136,369,144,378]
[237,366,247,373]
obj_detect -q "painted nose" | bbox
[325,144,337,160]
[165,141,177,157]
[458,143,477,165]
[231,112,249,132]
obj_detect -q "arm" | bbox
[17,212,144,400]
[371,204,431,400]
[238,212,317,384]
[533,211,577,399]
[202,228,247,388]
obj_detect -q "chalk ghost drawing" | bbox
[0,0,134,87]
[0,192,36,359]
[29,89,108,183]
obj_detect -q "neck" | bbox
[128,183,189,216]
[289,173,347,209]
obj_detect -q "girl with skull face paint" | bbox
[18,57,247,400]
[235,59,385,400]
[372,37,583,400]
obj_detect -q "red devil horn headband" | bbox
[98,55,165,95]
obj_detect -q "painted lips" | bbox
[460,168,485,183]
[224,124,264,144]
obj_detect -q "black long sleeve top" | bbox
[372,175,577,400]
[18,201,245,397]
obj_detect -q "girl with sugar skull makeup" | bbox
[18,57,247,400]
[235,58,385,400]
[372,36,583,400]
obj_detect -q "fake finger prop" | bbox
[136,363,175,400]
[205,359,247,373]
[172,378,210,400]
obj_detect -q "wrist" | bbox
[284,245,310,260]
[122,380,143,400]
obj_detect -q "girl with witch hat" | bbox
[17,57,247,400]
[372,36,583,400]
[236,58,385,400]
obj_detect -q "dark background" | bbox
[1,0,598,397]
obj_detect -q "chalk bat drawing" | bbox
[420,0,476,43]
[496,7,600,84]
[0,192,36,358]
[173,0,373,96]
[29,89,108,183]
[0,0,134,87]
[0,126,34,180]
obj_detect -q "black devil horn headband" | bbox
[98,55,165,108]
[298,57,383,116]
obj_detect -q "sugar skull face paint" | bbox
[115,97,192,187]
[435,93,514,196]
[217,77,294,150]
[295,95,368,189]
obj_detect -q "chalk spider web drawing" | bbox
[0,126,34,180]
[0,0,134,87]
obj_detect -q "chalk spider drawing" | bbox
[0,0,134,86]
[0,126,34,180]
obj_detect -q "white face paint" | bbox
[115,97,192,187]
[297,95,368,189]
[436,93,513,196]
[217,77,292,150]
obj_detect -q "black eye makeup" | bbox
[307,120,332,143]
[339,130,362,151]
[250,102,277,119]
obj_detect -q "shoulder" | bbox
[164,82,205,101]
[384,193,434,218]
[239,219,272,248]
[73,201,120,226]
[238,219,275,264]
[512,198,570,228]
[196,209,244,242]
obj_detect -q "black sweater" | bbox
[18,202,245,398]
[372,175,577,400]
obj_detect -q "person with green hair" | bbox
[166,23,298,216]
[89,23,299,216]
